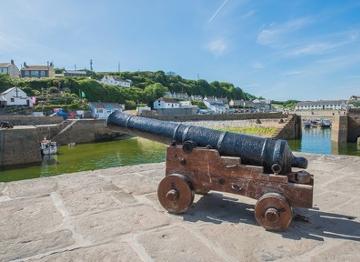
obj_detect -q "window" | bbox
[11,98,14,102]
[31,71,39,77]
[40,71,46,77]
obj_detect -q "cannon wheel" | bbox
[254,193,292,231]
[157,174,194,214]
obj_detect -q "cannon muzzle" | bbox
[107,111,307,174]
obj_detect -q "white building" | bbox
[98,75,132,88]
[153,97,181,109]
[89,102,124,119]
[0,87,33,107]
[164,92,189,100]
[190,95,203,101]
[203,98,229,114]
[0,60,20,78]
[295,100,348,111]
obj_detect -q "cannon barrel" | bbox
[107,111,307,174]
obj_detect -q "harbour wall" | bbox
[0,127,43,167]
[0,115,63,125]
[140,111,285,121]
[0,119,124,168]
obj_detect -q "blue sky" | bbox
[1,0,360,100]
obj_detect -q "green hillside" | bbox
[0,71,256,110]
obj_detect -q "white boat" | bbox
[40,138,58,155]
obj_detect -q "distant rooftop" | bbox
[297,100,348,106]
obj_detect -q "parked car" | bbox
[0,121,14,128]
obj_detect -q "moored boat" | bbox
[320,119,331,128]
[40,138,58,155]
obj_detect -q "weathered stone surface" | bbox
[0,156,360,261]
[326,177,360,195]
[31,241,142,262]
[310,241,360,261]
[58,177,137,216]
[110,173,159,195]
[73,205,170,243]
[0,182,5,195]
[138,226,222,262]
[0,197,75,261]
[0,230,74,262]
[3,177,57,198]
[97,163,165,177]
[197,223,322,261]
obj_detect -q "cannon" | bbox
[108,111,314,231]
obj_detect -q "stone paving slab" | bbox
[0,154,360,261]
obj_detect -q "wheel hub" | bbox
[166,189,179,201]
[264,208,280,223]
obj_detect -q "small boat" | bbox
[320,119,331,128]
[40,138,58,155]
[304,120,311,128]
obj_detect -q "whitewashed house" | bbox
[98,75,132,88]
[203,98,229,114]
[164,92,189,100]
[89,102,124,119]
[0,87,33,108]
[0,60,20,78]
[153,97,181,109]
[295,100,348,111]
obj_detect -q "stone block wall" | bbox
[0,115,63,126]
[53,119,124,145]
[347,109,360,143]
[0,127,42,167]
[331,115,348,144]
[273,115,302,140]
[141,112,285,122]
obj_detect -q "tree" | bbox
[143,83,168,105]
[0,74,14,92]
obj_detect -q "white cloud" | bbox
[207,38,227,56]
[241,10,255,19]
[257,17,313,46]
[251,62,264,69]
[285,30,360,57]
[283,70,303,76]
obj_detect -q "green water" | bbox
[1,128,359,182]
[0,137,166,182]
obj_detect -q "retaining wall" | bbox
[348,109,360,143]
[0,127,42,167]
[273,115,302,140]
[0,115,63,125]
[140,112,285,122]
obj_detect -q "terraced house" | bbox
[21,62,55,78]
[0,60,20,78]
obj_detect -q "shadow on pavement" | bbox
[180,192,360,242]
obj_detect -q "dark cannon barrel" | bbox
[107,111,307,174]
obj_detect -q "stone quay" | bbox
[0,153,359,261]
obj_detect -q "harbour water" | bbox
[1,128,359,182]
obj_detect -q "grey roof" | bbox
[89,102,124,108]
[297,100,348,106]
[22,65,51,71]
[0,63,11,67]
[1,87,19,95]
[64,70,87,75]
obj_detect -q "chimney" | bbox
[50,62,54,67]
[23,62,27,67]
[11,59,14,65]
[47,61,49,67]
